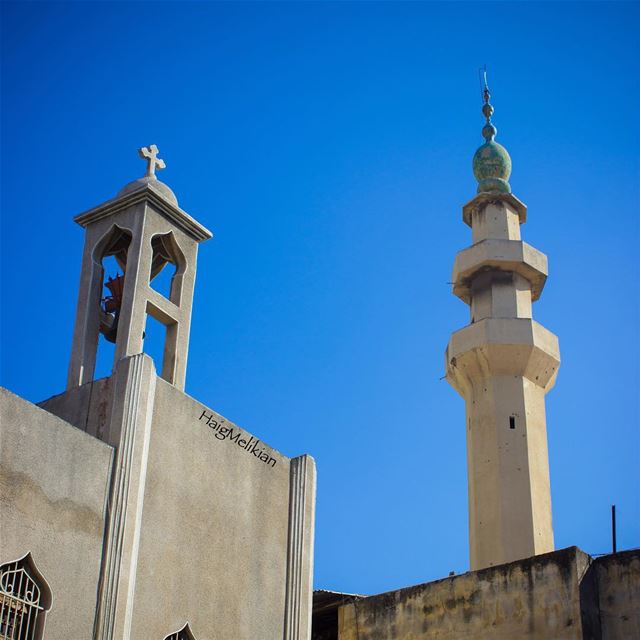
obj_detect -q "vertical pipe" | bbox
[611,504,617,554]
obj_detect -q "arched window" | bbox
[0,553,51,640]
[163,622,196,640]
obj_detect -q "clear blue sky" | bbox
[1,1,638,595]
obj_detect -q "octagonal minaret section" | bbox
[445,79,560,571]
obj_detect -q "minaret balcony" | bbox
[452,239,548,304]
[445,317,560,395]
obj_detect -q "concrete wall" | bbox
[39,376,113,441]
[127,376,315,640]
[338,547,590,640]
[595,550,640,639]
[0,387,113,639]
[37,354,316,640]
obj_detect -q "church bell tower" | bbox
[67,145,212,391]
[446,78,560,571]
[27,146,315,639]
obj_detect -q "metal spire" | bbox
[480,67,497,142]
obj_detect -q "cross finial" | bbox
[138,144,166,178]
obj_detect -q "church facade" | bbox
[1,146,316,639]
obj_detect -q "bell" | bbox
[103,274,125,312]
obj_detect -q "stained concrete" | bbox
[338,547,591,640]
[330,547,640,640]
[0,386,113,639]
[595,550,640,639]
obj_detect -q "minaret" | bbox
[445,77,560,571]
[67,145,212,391]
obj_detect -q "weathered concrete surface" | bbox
[0,386,113,639]
[338,547,590,640]
[13,353,318,640]
[125,375,316,639]
[313,590,363,640]
[595,550,640,639]
[39,375,113,441]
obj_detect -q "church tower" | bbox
[445,78,560,571]
[67,145,211,391]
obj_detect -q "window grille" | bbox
[163,622,196,640]
[0,553,51,640]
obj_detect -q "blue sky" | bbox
[1,1,638,595]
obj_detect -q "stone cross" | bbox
[138,144,166,178]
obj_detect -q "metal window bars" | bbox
[0,557,46,640]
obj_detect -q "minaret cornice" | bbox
[462,191,526,228]
[445,317,560,394]
[452,239,548,304]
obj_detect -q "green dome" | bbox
[473,141,512,194]
[472,77,512,194]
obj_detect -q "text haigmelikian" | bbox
[199,410,277,468]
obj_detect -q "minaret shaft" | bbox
[447,195,559,571]
[465,375,553,568]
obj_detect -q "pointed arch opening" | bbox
[95,225,132,342]
[149,231,186,305]
[91,225,133,378]
[163,622,196,640]
[0,552,52,640]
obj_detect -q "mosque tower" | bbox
[445,77,560,571]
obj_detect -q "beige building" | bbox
[1,146,316,640]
